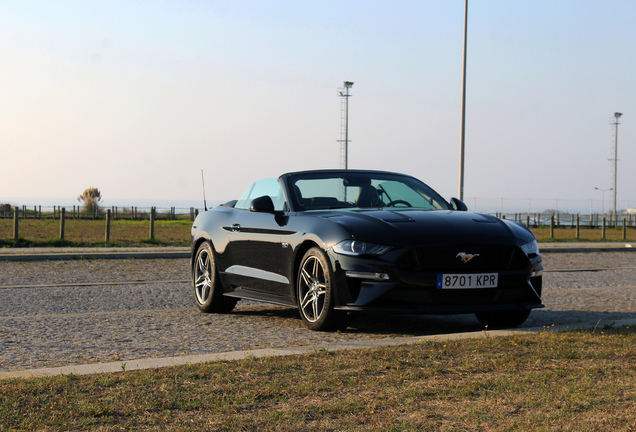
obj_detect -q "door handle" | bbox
[231,224,241,232]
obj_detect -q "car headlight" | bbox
[520,240,539,256]
[332,240,391,256]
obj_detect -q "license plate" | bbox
[436,273,498,289]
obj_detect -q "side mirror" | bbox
[450,197,468,211]
[249,195,275,213]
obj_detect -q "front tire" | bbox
[475,309,531,329]
[297,247,349,331]
[193,242,237,313]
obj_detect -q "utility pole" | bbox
[458,0,468,200]
[610,112,623,218]
[338,81,354,169]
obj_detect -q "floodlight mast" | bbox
[337,81,354,169]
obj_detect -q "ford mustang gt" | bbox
[191,170,543,331]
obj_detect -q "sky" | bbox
[1,1,635,212]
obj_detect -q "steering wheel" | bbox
[386,200,412,208]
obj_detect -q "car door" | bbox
[223,178,293,299]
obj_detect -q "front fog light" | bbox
[345,271,390,281]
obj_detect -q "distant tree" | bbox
[77,187,102,213]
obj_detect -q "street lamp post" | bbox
[594,187,613,215]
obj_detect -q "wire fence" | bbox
[1,202,635,244]
[0,204,200,221]
[2,200,636,227]
[467,197,636,229]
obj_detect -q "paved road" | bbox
[1,252,635,373]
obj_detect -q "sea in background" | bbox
[2,196,635,216]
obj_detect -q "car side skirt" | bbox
[223,288,296,308]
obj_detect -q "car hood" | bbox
[320,209,535,247]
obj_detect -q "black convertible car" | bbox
[191,170,543,331]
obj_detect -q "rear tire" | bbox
[297,247,349,331]
[475,309,531,329]
[193,242,237,313]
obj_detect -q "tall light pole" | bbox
[611,112,622,217]
[458,0,468,200]
[338,81,354,169]
[594,187,613,215]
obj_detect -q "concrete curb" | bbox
[538,243,635,254]
[0,251,190,262]
[0,247,190,262]
[0,243,634,262]
[3,318,635,380]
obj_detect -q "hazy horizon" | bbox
[4,194,635,216]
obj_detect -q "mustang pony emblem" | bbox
[456,252,480,263]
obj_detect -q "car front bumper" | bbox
[329,247,544,315]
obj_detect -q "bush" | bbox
[77,187,102,214]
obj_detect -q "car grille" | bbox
[396,244,529,273]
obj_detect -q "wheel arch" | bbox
[191,234,214,267]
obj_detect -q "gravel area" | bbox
[1,252,635,372]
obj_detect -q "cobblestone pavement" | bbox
[1,253,635,372]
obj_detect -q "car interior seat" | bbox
[356,185,382,208]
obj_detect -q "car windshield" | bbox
[286,172,450,211]
[235,178,286,211]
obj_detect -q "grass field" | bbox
[1,218,635,247]
[531,226,635,242]
[1,327,634,430]
[0,219,191,247]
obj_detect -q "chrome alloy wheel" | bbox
[298,255,327,323]
[192,242,237,313]
[194,246,213,305]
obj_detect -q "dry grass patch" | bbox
[532,226,635,242]
[1,327,635,431]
